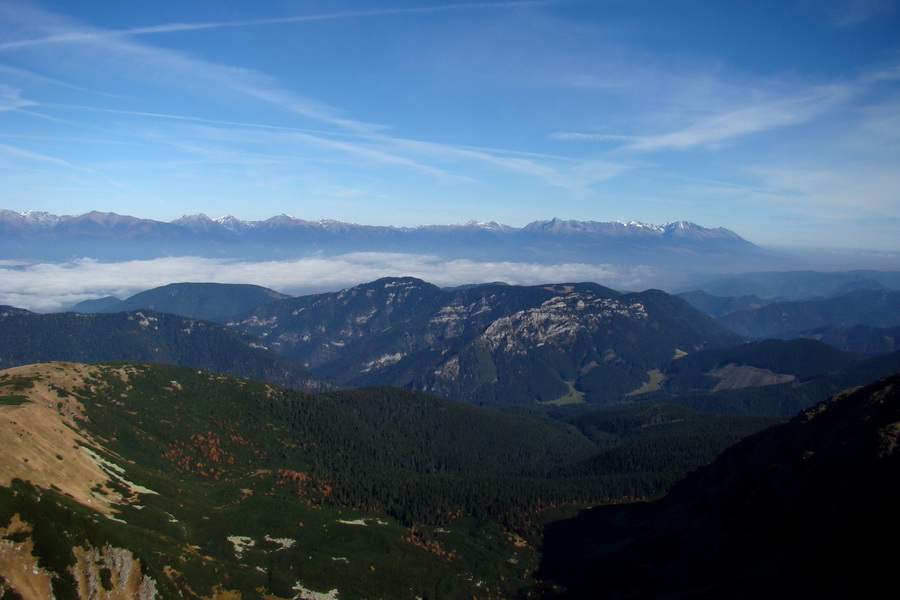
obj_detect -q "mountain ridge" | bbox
[0,306,334,393]
[9,277,900,412]
[231,276,743,405]
[0,209,766,269]
[1,209,750,240]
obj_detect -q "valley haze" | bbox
[2,209,898,313]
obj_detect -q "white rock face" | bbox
[480,294,647,355]
[428,296,494,338]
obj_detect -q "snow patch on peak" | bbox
[662,220,697,230]
[459,220,508,230]
[172,213,214,225]
[217,215,252,231]
[625,220,663,231]
[19,210,67,225]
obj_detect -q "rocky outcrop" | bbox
[0,514,159,600]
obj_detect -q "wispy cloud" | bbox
[823,0,898,26]
[552,78,858,153]
[550,132,640,143]
[0,1,611,192]
[373,135,631,192]
[751,162,900,218]
[71,110,471,182]
[43,102,622,192]
[626,85,851,152]
[0,142,109,179]
[548,36,900,156]
[0,2,383,133]
[0,1,558,51]
[0,85,34,111]
[0,0,562,138]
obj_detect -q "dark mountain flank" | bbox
[0,307,332,392]
[718,289,900,339]
[685,269,900,300]
[88,282,290,322]
[232,277,743,404]
[676,289,775,318]
[679,285,900,354]
[67,295,123,313]
[801,323,900,355]
[539,372,900,599]
[659,338,862,393]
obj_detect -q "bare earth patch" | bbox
[71,542,159,600]
[709,363,796,391]
[626,369,666,397]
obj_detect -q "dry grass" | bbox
[0,362,138,515]
[0,515,56,600]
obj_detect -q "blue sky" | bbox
[1,0,899,250]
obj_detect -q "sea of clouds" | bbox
[1,254,662,313]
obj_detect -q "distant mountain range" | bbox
[0,210,770,269]
[679,284,900,355]
[0,210,751,241]
[717,289,900,339]
[682,269,900,300]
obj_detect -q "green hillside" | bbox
[0,307,333,393]
[0,361,776,599]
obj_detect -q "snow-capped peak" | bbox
[625,220,663,232]
[0,210,70,227]
[172,213,214,224]
[217,215,252,231]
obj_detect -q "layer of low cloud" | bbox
[0,254,658,313]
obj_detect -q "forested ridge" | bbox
[74,362,779,533]
[0,307,333,392]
